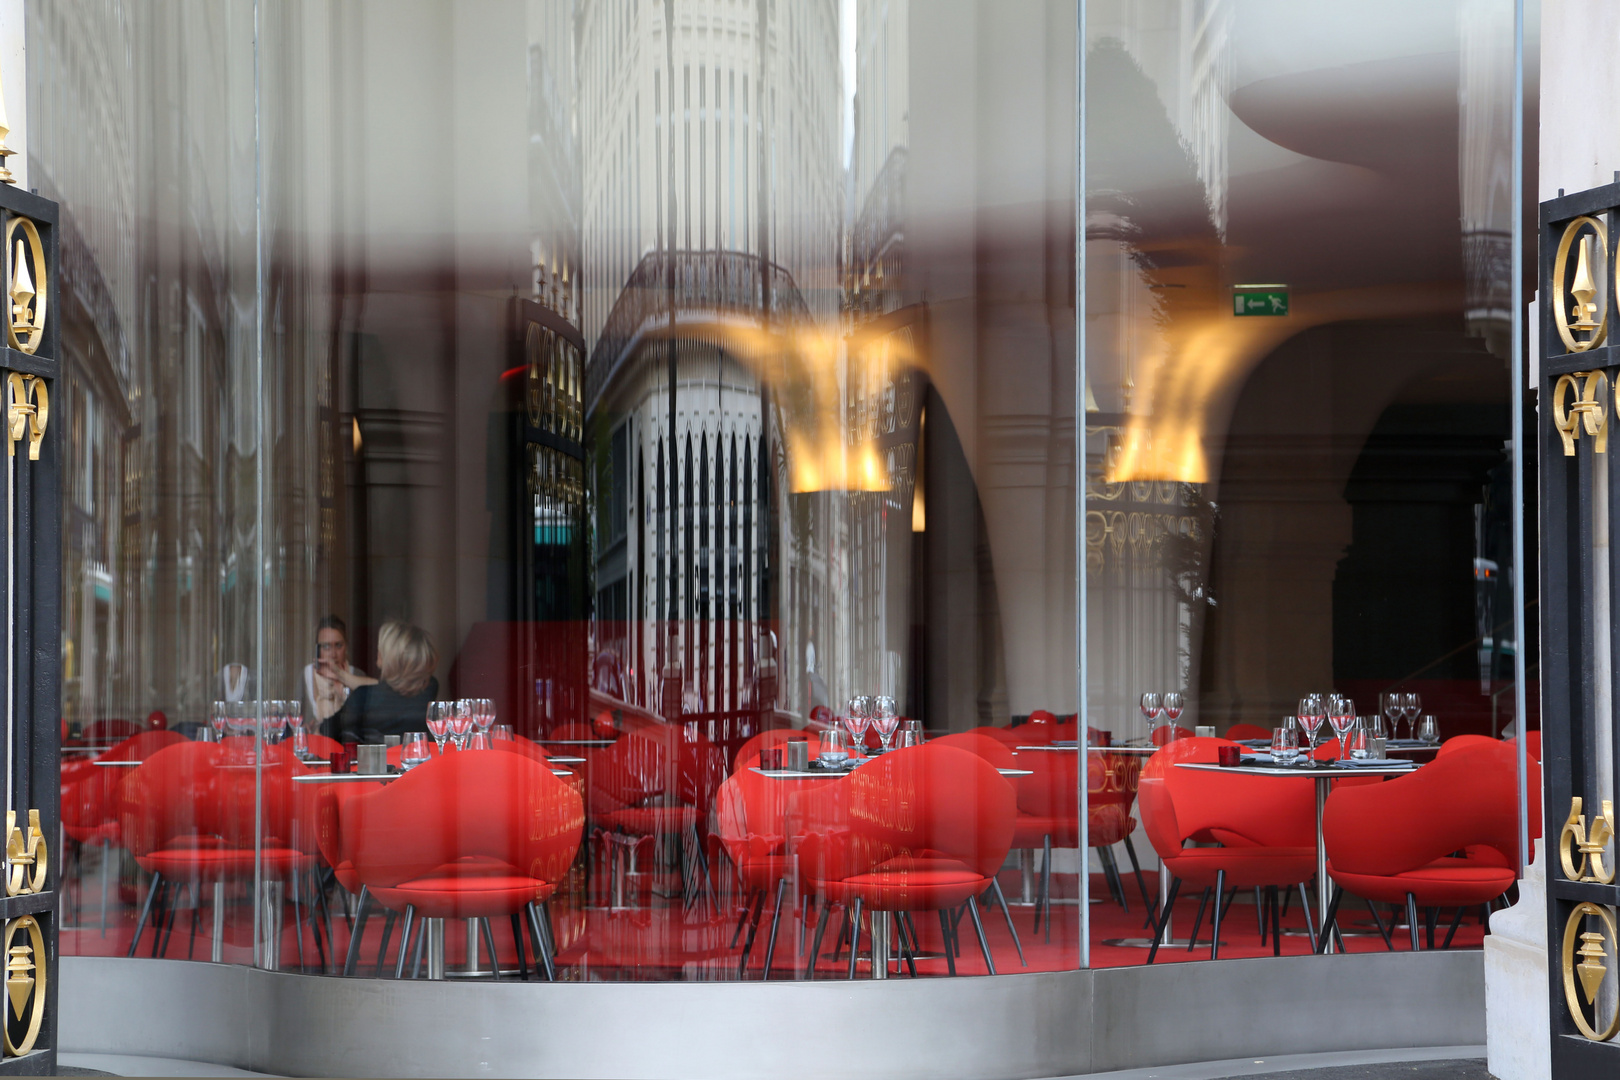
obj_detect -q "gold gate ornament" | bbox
[1554,215,1611,353]
[1553,372,1609,457]
[5,373,44,460]
[1563,902,1620,1042]
[4,811,46,897]
[1,915,42,1057]
[1560,796,1617,884]
[4,215,45,355]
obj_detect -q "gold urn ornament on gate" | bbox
[1555,216,1611,353]
[1563,902,1620,1042]
[0,915,43,1056]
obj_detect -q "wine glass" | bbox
[1379,690,1399,740]
[266,700,289,745]
[209,701,228,742]
[472,698,496,736]
[401,732,430,769]
[1327,694,1356,761]
[287,700,307,755]
[449,700,475,750]
[1297,694,1326,767]
[843,697,872,759]
[426,701,452,755]
[1163,692,1184,726]
[871,696,899,752]
[1417,714,1440,745]
[1139,693,1163,741]
[1403,693,1423,741]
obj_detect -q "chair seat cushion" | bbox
[1328,857,1517,905]
[1163,846,1316,888]
[373,874,556,918]
[820,859,988,911]
[601,806,699,835]
[734,853,796,889]
[138,845,315,879]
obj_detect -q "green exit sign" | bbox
[1233,286,1289,317]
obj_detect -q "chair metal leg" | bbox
[479,918,501,981]
[736,888,768,977]
[1210,870,1227,961]
[342,886,371,977]
[410,914,428,979]
[525,903,555,981]
[188,884,201,960]
[1145,878,1182,965]
[1441,905,1467,950]
[730,893,755,948]
[1297,883,1319,951]
[808,901,832,979]
[1269,887,1282,957]
[1098,846,1127,910]
[155,881,179,958]
[375,910,399,978]
[291,875,306,973]
[1187,888,1211,951]
[310,871,332,973]
[1255,888,1265,942]
[1038,834,1053,943]
[100,838,114,937]
[832,902,850,961]
[1366,899,1394,951]
[1314,885,1343,955]
[1425,905,1438,950]
[966,897,996,975]
[898,913,919,977]
[761,876,787,981]
[1407,893,1421,952]
[393,906,417,980]
[511,913,530,980]
[987,879,1026,967]
[937,910,958,975]
[846,897,864,980]
[1122,835,1156,928]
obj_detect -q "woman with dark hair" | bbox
[325,620,439,744]
[303,615,360,736]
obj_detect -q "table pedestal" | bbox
[257,881,283,970]
[868,913,891,980]
[211,882,226,963]
[1314,774,1333,954]
[426,918,446,980]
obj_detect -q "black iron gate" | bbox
[0,182,59,1074]
[1540,182,1620,1076]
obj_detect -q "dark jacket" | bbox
[330,677,439,744]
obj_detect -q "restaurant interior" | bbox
[32,0,1537,1072]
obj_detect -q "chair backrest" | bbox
[64,730,189,835]
[1324,740,1529,875]
[1138,737,1315,857]
[712,767,837,863]
[794,743,1016,883]
[1225,722,1272,741]
[1437,734,1499,758]
[117,742,227,857]
[344,749,584,890]
[588,722,723,814]
[931,731,1018,773]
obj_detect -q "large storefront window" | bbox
[37,0,1530,991]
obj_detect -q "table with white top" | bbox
[1174,759,1418,953]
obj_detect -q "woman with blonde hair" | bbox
[325,620,439,744]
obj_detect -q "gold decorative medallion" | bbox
[1554,216,1611,353]
[1562,902,1620,1041]
[5,373,45,460]
[1554,372,1609,456]
[1,916,43,1056]
[1561,796,1617,884]
[3,216,44,354]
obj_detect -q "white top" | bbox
[303,661,359,729]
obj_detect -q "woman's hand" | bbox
[318,661,376,689]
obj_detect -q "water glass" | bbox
[401,732,430,769]
[1417,714,1440,745]
[1349,718,1372,760]
[817,726,848,766]
[894,727,924,749]
[1270,724,1299,766]
[467,731,493,751]
[492,724,515,741]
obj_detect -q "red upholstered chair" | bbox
[1318,740,1529,951]
[929,732,1028,961]
[62,730,187,932]
[84,719,141,743]
[797,743,1016,978]
[1225,723,1272,741]
[713,767,838,977]
[344,749,584,979]
[1138,737,1317,961]
[1437,734,1499,757]
[588,723,722,911]
[301,733,344,760]
[120,740,322,965]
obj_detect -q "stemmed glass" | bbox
[1139,693,1163,742]
[1163,692,1184,729]
[287,700,307,755]
[266,700,289,745]
[1297,694,1326,768]
[1327,694,1356,761]
[1402,693,1423,741]
[871,696,899,752]
[843,697,873,759]
[449,700,475,750]
[209,701,228,743]
[1379,690,1399,741]
[426,701,453,755]
[471,698,496,738]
